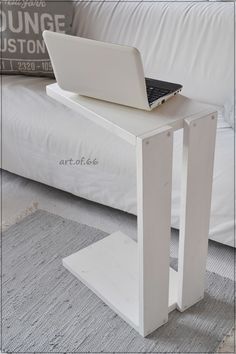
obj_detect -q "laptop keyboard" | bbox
[146,86,172,105]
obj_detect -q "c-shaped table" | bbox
[47,83,217,337]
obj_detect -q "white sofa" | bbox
[3,2,234,246]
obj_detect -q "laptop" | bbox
[43,31,182,111]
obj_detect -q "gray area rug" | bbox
[2,209,234,353]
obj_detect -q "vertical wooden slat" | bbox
[136,126,173,336]
[178,113,217,311]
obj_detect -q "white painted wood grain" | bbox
[178,113,217,311]
[136,126,174,336]
[63,231,179,334]
[47,83,215,146]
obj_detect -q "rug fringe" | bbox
[217,324,235,353]
[2,202,39,231]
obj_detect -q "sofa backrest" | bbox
[72,2,234,107]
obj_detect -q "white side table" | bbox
[47,83,217,337]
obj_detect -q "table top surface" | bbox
[47,83,216,146]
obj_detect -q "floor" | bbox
[2,169,235,352]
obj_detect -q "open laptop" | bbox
[43,31,182,111]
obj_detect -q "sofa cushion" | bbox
[2,75,137,213]
[1,0,74,77]
[72,2,234,107]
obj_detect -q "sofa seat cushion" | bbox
[2,75,234,246]
[2,75,137,212]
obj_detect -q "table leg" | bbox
[177,113,217,311]
[136,126,173,336]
